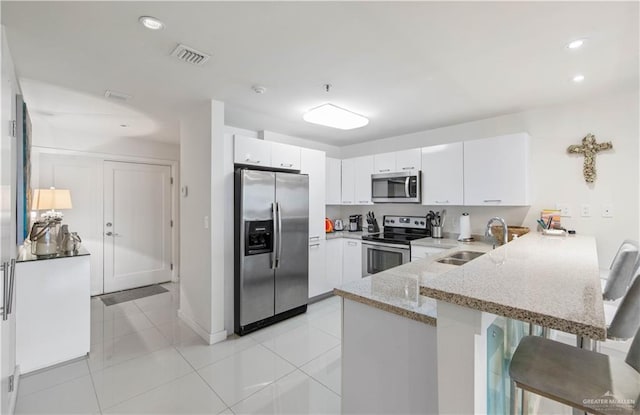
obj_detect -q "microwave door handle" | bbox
[405,176,411,197]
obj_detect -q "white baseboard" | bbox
[178,309,227,345]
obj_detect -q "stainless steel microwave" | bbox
[371,171,421,203]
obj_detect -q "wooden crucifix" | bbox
[567,133,613,183]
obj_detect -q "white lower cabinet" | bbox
[325,238,343,292]
[411,245,447,262]
[342,239,363,283]
[16,254,91,373]
[308,240,327,299]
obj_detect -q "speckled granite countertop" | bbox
[419,232,606,340]
[334,241,492,326]
[326,231,365,240]
[335,232,606,339]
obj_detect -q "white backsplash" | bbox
[327,204,531,236]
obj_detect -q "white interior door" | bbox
[103,161,172,293]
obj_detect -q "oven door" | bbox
[371,171,421,203]
[362,242,410,277]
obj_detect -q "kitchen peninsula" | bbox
[334,232,606,414]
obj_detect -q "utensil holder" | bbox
[432,226,443,238]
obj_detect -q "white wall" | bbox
[30,117,179,161]
[336,90,639,266]
[179,100,227,344]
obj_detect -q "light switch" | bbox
[580,204,591,217]
[602,205,614,218]
[556,203,571,217]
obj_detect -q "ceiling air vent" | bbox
[104,90,132,101]
[171,43,211,66]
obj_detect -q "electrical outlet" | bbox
[602,205,614,218]
[556,203,571,217]
[580,204,591,217]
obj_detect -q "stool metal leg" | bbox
[510,380,517,415]
[521,389,529,415]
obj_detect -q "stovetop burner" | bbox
[360,215,430,245]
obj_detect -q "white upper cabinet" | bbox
[234,135,271,167]
[341,158,355,205]
[395,149,421,172]
[421,143,464,206]
[271,142,301,171]
[354,155,374,205]
[463,133,531,206]
[301,148,326,241]
[373,149,421,173]
[325,157,342,205]
[373,152,396,174]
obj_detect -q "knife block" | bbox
[367,220,380,233]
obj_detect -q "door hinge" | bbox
[170,220,173,227]
[170,177,174,185]
[8,375,14,392]
[170,263,174,271]
[10,120,16,138]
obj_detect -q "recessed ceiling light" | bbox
[303,103,369,130]
[572,74,585,83]
[566,39,585,49]
[139,16,164,30]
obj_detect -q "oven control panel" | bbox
[383,215,427,230]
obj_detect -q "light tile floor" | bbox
[15,282,631,415]
[16,283,342,414]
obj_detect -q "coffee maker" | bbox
[348,214,362,232]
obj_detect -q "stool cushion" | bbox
[509,336,640,415]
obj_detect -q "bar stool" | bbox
[607,273,640,341]
[602,240,639,301]
[509,326,640,415]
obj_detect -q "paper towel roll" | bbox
[458,213,471,241]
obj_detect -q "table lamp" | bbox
[32,187,73,220]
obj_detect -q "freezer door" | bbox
[238,169,276,327]
[274,172,309,314]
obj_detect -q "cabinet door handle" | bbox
[402,167,414,170]
[309,243,320,248]
[244,157,261,164]
[379,169,390,172]
[280,163,293,168]
[7,259,15,316]
[347,241,357,246]
[435,200,449,204]
[483,199,502,203]
[1,262,7,321]
[359,201,370,204]
[342,201,352,204]
[309,236,320,241]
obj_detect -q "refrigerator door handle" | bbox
[275,202,282,268]
[7,258,15,316]
[271,202,277,269]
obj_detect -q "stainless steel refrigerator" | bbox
[234,168,309,335]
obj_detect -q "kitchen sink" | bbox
[437,250,484,266]
[448,251,485,261]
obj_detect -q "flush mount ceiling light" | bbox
[572,74,585,83]
[566,39,586,49]
[303,103,369,130]
[139,16,164,30]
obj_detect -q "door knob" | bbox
[106,222,112,227]
[105,232,113,236]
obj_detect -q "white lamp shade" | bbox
[32,188,73,210]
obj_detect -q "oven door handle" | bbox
[362,241,411,252]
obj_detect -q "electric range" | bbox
[361,215,430,276]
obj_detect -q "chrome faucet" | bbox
[485,217,508,249]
